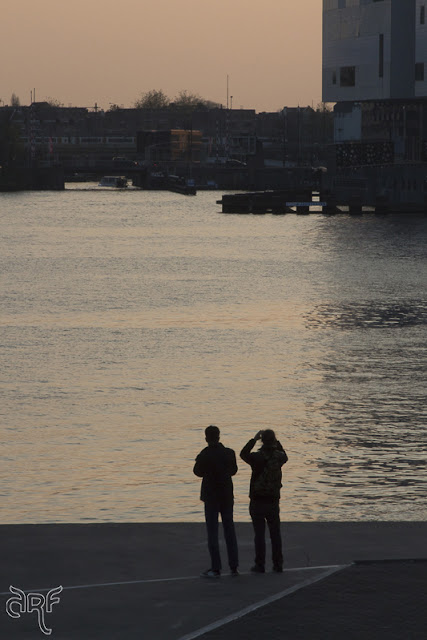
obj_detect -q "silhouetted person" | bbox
[240,429,288,573]
[193,425,239,578]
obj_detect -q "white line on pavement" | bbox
[0,575,196,595]
[0,563,348,596]
[176,564,351,640]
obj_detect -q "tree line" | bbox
[132,89,221,111]
[4,90,332,114]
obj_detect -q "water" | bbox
[1,185,427,523]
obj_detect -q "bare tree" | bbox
[45,97,64,107]
[134,88,221,111]
[315,102,333,113]
[10,93,20,107]
[172,90,204,110]
[172,90,222,111]
[134,89,170,109]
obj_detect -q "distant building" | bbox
[323,1,427,164]
[322,1,427,208]
[256,107,333,167]
[0,101,332,186]
[136,129,202,162]
[323,0,427,102]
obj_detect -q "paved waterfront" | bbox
[1,522,426,639]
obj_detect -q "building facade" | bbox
[323,0,427,103]
[323,0,427,166]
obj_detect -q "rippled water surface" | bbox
[1,185,427,522]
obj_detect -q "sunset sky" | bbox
[1,0,322,112]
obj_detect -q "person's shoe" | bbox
[230,568,239,576]
[201,569,221,578]
[273,565,283,573]
[250,564,265,573]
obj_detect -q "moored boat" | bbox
[98,176,128,188]
[166,174,197,195]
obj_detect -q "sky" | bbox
[1,0,322,113]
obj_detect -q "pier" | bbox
[217,190,341,215]
[0,165,64,191]
[217,189,427,215]
[217,189,317,214]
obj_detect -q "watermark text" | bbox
[6,585,62,635]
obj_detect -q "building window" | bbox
[340,66,356,87]
[379,34,384,78]
[421,6,425,25]
[415,63,425,81]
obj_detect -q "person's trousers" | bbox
[249,499,283,569]
[204,502,238,571]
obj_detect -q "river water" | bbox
[1,185,427,523]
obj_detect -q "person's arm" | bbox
[193,452,206,477]
[229,450,238,476]
[240,430,262,464]
[276,440,288,465]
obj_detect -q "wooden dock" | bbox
[217,190,335,214]
[216,190,427,215]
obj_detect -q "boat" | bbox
[98,176,128,188]
[166,175,197,195]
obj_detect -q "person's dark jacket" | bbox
[193,443,238,505]
[240,438,288,502]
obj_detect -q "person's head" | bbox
[205,425,220,444]
[261,429,277,447]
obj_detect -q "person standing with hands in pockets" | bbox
[194,425,239,578]
[240,429,288,573]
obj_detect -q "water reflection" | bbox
[305,300,427,519]
[306,300,427,330]
[2,191,427,522]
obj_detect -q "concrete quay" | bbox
[0,521,426,639]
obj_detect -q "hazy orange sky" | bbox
[1,0,322,112]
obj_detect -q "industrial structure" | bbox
[322,0,427,209]
[323,0,427,103]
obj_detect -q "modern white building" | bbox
[323,0,427,102]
